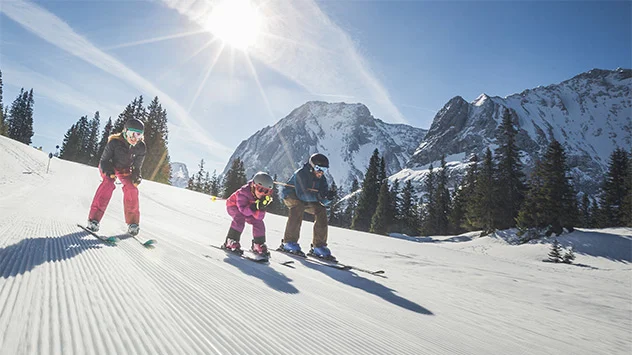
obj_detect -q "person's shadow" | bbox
[282,253,434,315]
[203,253,299,294]
[0,231,113,278]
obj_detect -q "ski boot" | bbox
[86,219,100,232]
[223,238,243,254]
[279,241,305,256]
[251,242,270,261]
[309,245,336,262]
[128,224,140,236]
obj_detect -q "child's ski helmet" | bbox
[309,153,329,168]
[252,171,274,189]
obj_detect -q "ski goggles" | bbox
[255,184,273,195]
[126,128,144,139]
[313,165,328,173]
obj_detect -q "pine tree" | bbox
[209,170,221,197]
[469,148,497,235]
[449,183,466,235]
[518,140,578,236]
[420,163,437,235]
[399,180,420,235]
[76,115,90,164]
[457,154,479,232]
[142,97,172,184]
[494,109,526,229]
[578,194,592,228]
[562,248,575,264]
[341,179,360,228]
[599,148,629,227]
[87,112,100,166]
[59,115,96,164]
[517,159,547,232]
[351,149,382,232]
[6,88,35,144]
[435,156,451,235]
[96,117,113,163]
[542,139,578,235]
[327,181,342,226]
[187,159,207,193]
[548,238,562,263]
[222,158,247,198]
[370,180,392,235]
[389,179,402,232]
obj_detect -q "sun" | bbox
[204,0,263,50]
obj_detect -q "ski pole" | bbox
[274,181,319,192]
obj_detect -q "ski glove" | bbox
[250,195,273,211]
[132,174,142,187]
[103,169,116,180]
[320,199,332,207]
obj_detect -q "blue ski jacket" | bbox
[281,163,328,203]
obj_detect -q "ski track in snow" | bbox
[1,135,631,354]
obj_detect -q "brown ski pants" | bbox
[283,197,328,247]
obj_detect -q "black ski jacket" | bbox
[99,133,146,177]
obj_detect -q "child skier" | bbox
[223,172,274,260]
[86,118,146,236]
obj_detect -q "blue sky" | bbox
[1,0,630,174]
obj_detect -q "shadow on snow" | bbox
[204,253,299,294]
[290,256,434,315]
[0,230,113,278]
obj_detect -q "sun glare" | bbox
[205,0,263,50]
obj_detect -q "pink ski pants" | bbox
[88,170,140,225]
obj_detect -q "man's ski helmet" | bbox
[252,171,274,189]
[309,153,329,169]
[124,118,145,133]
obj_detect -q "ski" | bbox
[274,247,351,271]
[77,224,120,245]
[275,244,386,277]
[209,245,295,267]
[129,235,157,248]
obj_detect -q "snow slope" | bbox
[0,135,630,355]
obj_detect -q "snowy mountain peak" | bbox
[405,68,631,195]
[223,101,427,191]
[169,162,190,188]
[473,93,490,106]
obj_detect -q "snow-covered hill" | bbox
[1,134,631,354]
[223,101,427,192]
[403,68,631,195]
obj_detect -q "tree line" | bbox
[347,109,631,238]
[0,70,35,144]
[0,69,173,185]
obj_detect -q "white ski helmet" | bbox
[252,171,274,189]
